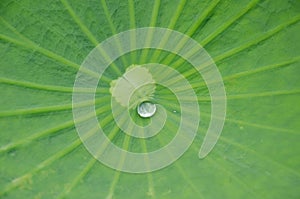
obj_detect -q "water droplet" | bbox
[137,102,156,118]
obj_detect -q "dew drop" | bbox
[137,102,156,118]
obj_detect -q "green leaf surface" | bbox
[1,0,300,198]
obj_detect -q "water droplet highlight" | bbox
[137,102,156,118]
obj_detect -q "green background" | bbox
[1,0,300,198]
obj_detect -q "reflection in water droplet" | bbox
[137,102,156,118]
